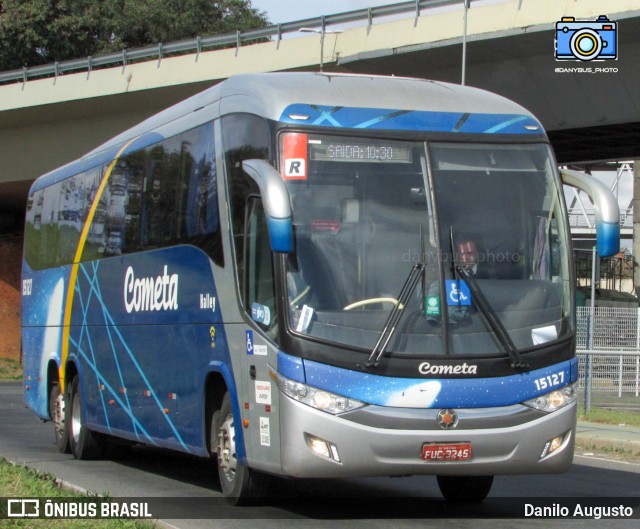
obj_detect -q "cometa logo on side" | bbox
[124,265,179,313]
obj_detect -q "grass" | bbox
[0,458,154,528]
[0,359,155,527]
[0,357,22,380]
[578,407,640,428]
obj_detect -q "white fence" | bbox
[576,307,640,409]
[577,351,640,398]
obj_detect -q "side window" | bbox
[56,175,85,265]
[81,122,222,265]
[222,113,272,295]
[25,176,85,270]
[103,161,129,256]
[245,197,276,332]
[144,144,178,248]
[26,122,222,269]
[122,154,144,252]
[24,189,45,269]
[82,166,109,261]
[39,182,61,266]
[179,123,223,266]
[81,158,143,259]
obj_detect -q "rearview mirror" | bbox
[242,159,294,253]
[560,168,620,257]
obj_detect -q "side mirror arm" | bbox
[559,167,620,257]
[242,159,294,253]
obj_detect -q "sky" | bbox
[250,0,397,25]
[249,0,506,24]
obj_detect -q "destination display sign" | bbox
[309,139,412,163]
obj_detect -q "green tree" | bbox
[0,0,269,71]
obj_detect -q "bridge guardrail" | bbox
[0,0,469,85]
[568,210,633,229]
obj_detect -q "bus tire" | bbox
[436,475,494,502]
[68,375,104,460]
[49,382,70,454]
[214,392,268,505]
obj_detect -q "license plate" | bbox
[421,443,472,461]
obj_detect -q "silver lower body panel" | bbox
[278,395,576,478]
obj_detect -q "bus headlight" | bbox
[271,368,365,414]
[523,383,577,413]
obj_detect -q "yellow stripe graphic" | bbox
[60,137,139,392]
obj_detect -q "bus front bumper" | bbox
[278,395,576,478]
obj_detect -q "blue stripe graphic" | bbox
[72,261,189,451]
[281,104,543,134]
[278,351,577,409]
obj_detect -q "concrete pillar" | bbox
[634,161,640,301]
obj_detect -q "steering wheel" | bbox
[343,297,400,311]
[290,286,311,307]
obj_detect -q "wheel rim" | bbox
[71,391,82,445]
[217,413,237,483]
[52,392,65,440]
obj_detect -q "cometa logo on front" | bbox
[124,265,179,313]
[418,362,478,375]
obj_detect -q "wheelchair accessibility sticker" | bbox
[246,330,254,355]
[446,280,471,306]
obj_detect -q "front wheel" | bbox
[214,392,269,505]
[68,375,104,460]
[436,475,494,502]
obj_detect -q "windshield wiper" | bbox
[448,227,527,370]
[366,262,425,368]
[455,264,529,370]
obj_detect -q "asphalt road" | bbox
[1,381,639,529]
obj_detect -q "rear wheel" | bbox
[49,382,70,453]
[68,375,104,460]
[214,392,269,505]
[436,475,494,502]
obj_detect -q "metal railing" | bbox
[578,351,640,396]
[576,306,639,351]
[568,210,633,230]
[0,0,471,85]
[576,307,640,412]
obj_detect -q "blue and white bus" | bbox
[21,73,619,503]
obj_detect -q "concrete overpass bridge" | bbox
[1,0,639,226]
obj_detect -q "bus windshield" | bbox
[281,133,572,358]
